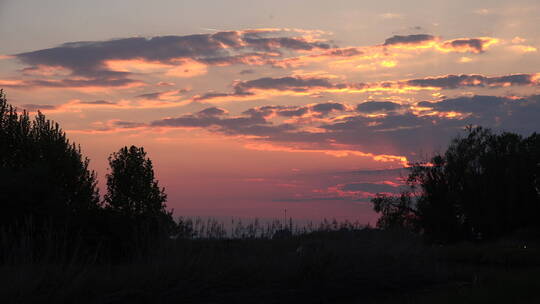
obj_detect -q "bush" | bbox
[373,126,540,243]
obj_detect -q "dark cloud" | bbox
[277,107,309,117]
[417,95,509,113]
[150,106,295,136]
[78,100,116,105]
[193,90,254,102]
[311,102,346,115]
[111,120,146,128]
[193,72,537,103]
[1,77,141,89]
[240,102,346,119]
[442,38,485,53]
[198,107,227,116]
[135,89,189,101]
[242,36,330,51]
[239,69,255,75]
[356,101,402,113]
[323,48,363,57]
[20,104,57,111]
[193,76,343,102]
[406,74,536,89]
[136,92,163,100]
[383,34,435,46]
[244,104,313,119]
[12,30,331,88]
[235,76,339,92]
[91,95,540,161]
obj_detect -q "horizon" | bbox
[1,0,539,223]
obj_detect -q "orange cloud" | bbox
[193,72,539,104]
[244,142,408,166]
[508,45,537,53]
[166,59,208,78]
[436,37,499,53]
[105,58,208,78]
[20,65,71,76]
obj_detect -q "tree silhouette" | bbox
[372,126,540,242]
[104,146,175,235]
[0,90,100,227]
[371,192,417,231]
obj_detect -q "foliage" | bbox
[104,145,175,235]
[372,192,417,231]
[372,126,540,243]
[0,90,100,228]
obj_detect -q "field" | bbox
[2,220,539,304]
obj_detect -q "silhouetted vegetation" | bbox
[373,126,540,243]
[2,89,540,303]
[0,91,174,262]
[0,90,100,231]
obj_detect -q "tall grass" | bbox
[176,216,368,239]
[0,217,448,303]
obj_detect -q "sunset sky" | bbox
[1,0,539,223]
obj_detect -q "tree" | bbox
[0,90,100,227]
[372,126,540,243]
[371,192,417,231]
[104,146,174,234]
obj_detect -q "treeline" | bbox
[373,126,540,243]
[0,90,175,261]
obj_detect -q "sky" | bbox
[1,0,539,223]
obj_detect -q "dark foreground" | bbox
[2,228,539,304]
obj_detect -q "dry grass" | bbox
[3,218,538,303]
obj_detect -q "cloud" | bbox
[77,94,540,165]
[438,37,498,53]
[406,73,537,89]
[9,29,331,89]
[242,102,347,120]
[235,76,339,93]
[356,101,402,113]
[135,89,188,101]
[79,100,116,105]
[4,30,504,91]
[417,95,514,114]
[193,72,539,103]
[311,102,346,115]
[17,97,191,114]
[20,104,58,112]
[149,106,294,137]
[239,69,255,75]
[19,99,122,113]
[250,33,498,69]
[0,77,144,90]
[508,45,538,53]
[382,34,498,53]
[109,120,146,129]
[383,34,436,47]
[193,75,344,102]
[157,81,175,86]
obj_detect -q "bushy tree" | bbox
[0,90,100,227]
[372,192,417,231]
[104,146,175,234]
[372,126,540,242]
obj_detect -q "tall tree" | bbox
[372,126,540,242]
[0,90,100,227]
[104,146,174,233]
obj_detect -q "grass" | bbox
[1,219,538,303]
